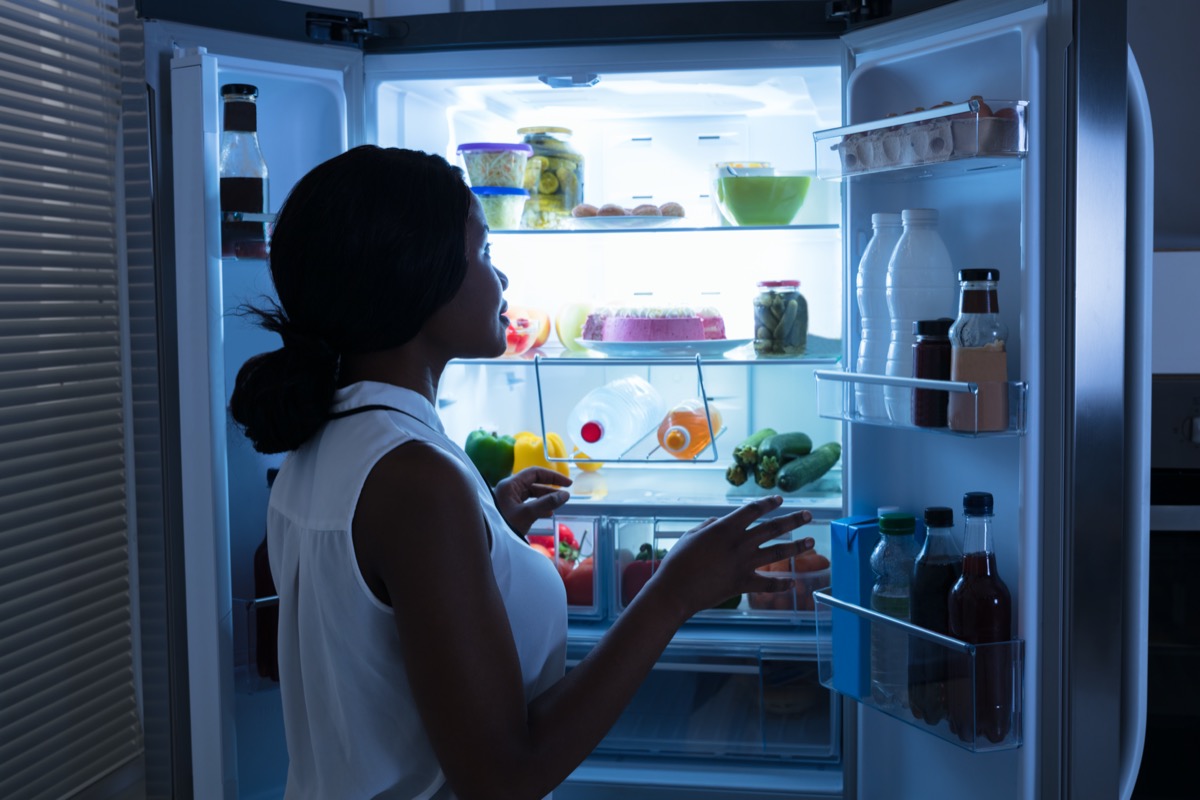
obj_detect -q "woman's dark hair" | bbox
[229,146,472,453]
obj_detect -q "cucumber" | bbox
[756,432,814,487]
[732,427,777,469]
[776,442,842,493]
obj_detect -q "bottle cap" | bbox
[963,491,994,515]
[457,142,535,154]
[221,83,259,98]
[757,279,800,289]
[871,212,902,226]
[662,426,691,453]
[878,512,916,534]
[470,186,530,197]
[924,506,954,527]
[913,317,953,336]
[580,421,604,444]
[901,208,938,223]
[959,268,1000,282]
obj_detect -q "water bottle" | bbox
[567,376,665,460]
[884,209,957,423]
[870,512,917,711]
[657,398,723,460]
[855,212,902,419]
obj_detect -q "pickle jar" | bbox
[517,126,584,229]
[753,280,808,356]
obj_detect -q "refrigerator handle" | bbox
[1119,46,1153,800]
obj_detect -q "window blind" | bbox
[0,1,142,798]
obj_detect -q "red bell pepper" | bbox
[620,543,667,606]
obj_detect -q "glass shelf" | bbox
[813,99,1028,181]
[814,369,1027,436]
[451,336,843,366]
[813,590,1023,753]
[221,211,277,224]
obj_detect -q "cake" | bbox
[580,306,726,343]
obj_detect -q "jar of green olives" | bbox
[754,279,808,356]
[518,126,584,229]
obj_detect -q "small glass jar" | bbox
[753,279,808,357]
[518,126,584,229]
[911,317,953,427]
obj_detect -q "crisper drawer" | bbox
[612,517,832,624]
[568,643,839,763]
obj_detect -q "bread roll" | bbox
[571,203,599,218]
[658,201,685,217]
[597,203,627,217]
[631,204,661,216]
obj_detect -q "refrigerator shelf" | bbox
[220,210,277,224]
[813,590,1024,753]
[814,369,1028,436]
[813,99,1028,181]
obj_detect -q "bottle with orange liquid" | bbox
[657,398,723,460]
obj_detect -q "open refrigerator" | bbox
[129,0,1152,798]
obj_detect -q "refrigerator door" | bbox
[832,0,1148,798]
[160,30,363,799]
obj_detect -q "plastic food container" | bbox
[749,567,831,611]
[518,126,584,229]
[754,279,808,356]
[456,142,533,188]
[472,186,529,230]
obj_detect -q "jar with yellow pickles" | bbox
[518,126,584,229]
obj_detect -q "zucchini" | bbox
[756,432,813,488]
[777,442,842,493]
[725,463,749,487]
[732,427,777,469]
[758,432,813,464]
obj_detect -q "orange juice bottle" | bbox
[657,399,723,460]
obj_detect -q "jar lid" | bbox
[757,279,800,288]
[878,512,916,534]
[518,126,572,137]
[963,491,994,515]
[959,268,1001,282]
[470,186,530,197]
[221,83,259,98]
[457,142,534,154]
[913,317,953,336]
[924,506,954,527]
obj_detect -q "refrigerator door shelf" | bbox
[814,369,1028,436]
[813,99,1029,181]
[813,590,1024,753]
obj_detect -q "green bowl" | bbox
[716,174,812,226]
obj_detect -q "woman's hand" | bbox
[642,496,815,621]
[493,467,572,535]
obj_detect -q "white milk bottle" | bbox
[884,208,957,424]
[855,213,902,419]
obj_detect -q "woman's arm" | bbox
[354,442,813,800]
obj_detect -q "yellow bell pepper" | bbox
[512,431,570,478]
[572,447,604,473]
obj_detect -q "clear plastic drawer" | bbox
[813,99,1028,180]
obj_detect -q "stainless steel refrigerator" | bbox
[122,0,1152,797]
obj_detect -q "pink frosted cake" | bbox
[581,306,725,342]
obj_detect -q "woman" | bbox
[230,145,815,800]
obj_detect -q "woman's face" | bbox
[423,194,510,360]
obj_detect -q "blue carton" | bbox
[830,516,878,700]
[830,514,927,700]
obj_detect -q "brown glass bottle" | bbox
[947,492,1013,743]
[911,317,953,427]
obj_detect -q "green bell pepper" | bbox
[464,429,516,488]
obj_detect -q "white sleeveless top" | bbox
[268,381,567,800]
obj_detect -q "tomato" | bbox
[564,557,594,606]
[556,523,579,550]
[555,558,575,582]
[529,543,554,560]
[621,559,658,606]
[528,534,555,552]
